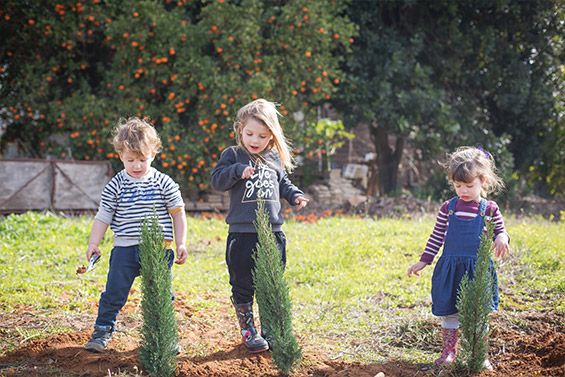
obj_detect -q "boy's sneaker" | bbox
[84,325,113,353]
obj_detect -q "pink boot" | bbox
[435,328,458,366]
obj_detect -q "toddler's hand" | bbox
[493,233,510,258]
[295,196,309,210]
[175,245,188,265]
[86,243,101,262]
[241,166,255,179]
[408,261,427,277]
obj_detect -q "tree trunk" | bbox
[369,124,405,195]
[366,160,379,197]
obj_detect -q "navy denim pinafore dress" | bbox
[431,197,499,316]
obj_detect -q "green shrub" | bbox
[253,200,301,375]
[456,221,495,373]
[139,212,178,377]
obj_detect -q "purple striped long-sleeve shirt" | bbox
[420,198,507,264]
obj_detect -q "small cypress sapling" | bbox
[252,199,302,375]
[456,219,495,373]
[139,212,178,377]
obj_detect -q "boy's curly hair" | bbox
[112,117,162,157]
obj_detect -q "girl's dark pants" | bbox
[226,232,286,304]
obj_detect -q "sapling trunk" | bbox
[456,220,495,373]
[139,212,178,377]
[252,199,302,375]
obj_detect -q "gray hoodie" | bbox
[210,146,304,232]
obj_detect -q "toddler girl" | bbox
[408,146,509,368]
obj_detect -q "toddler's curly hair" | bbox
[112,117,162,157]
[445,146,504,196]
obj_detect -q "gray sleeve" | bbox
[161,174,184,209]
[94,179,118,225]
[279,170,304,205]
[94,206,113,225]
[210,147,248,191]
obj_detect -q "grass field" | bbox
[0,212,563,370]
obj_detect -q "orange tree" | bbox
[0,0,355,194]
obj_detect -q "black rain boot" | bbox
[232,297,269,353]
[261,322,274,350]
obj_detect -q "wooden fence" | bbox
[0,159,113,213]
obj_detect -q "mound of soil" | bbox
[0,299,563,377]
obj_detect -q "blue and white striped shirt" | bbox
[95,168,184,247]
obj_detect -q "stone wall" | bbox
[306,169,367,208]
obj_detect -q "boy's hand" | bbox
[295,196,309,210]
[408,261,428,277]
[241,166,255,179]
[493,233,510,258]
[175,245,188,265]
[86,243,101,262]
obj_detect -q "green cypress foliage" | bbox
[456,220,495,373]
[139,212,178,377]
[252,199,302,375]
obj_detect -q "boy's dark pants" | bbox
[226,232,286,304]
[95,245,174,330]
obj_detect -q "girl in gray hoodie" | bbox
[210,99,308,353]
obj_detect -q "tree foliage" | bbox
[530,56,565,197]
[0,0,355,195]
[139,212,177,377]
[335,0,562,196]
[1,1,562,198]
[253,199,301,375]
[303,118,354,172]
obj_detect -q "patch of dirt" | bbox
[484,312,565,377]
[0,299,563,377]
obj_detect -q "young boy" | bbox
[84,117,187,352]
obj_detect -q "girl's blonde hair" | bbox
[233,98,295,172]
[112,117,162,158]
[445,146,504,196]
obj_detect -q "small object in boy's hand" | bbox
[86,254,101,272]
[76,265,87,274]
